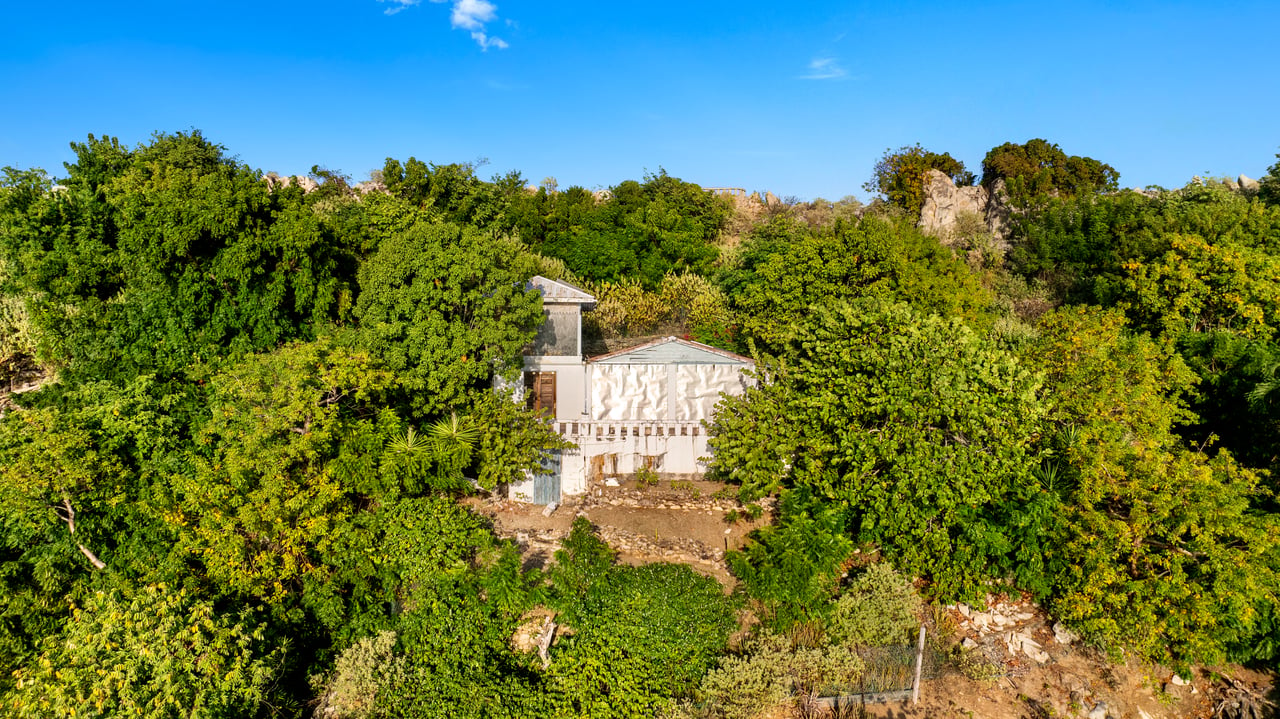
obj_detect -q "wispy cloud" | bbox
[800,57,846,80]
[378,0,509,50]
[379,0,419,15]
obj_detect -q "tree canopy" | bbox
[863,144,975,216]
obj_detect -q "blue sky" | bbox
[2,1,1277,201]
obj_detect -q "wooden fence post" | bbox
[912,625,926,705]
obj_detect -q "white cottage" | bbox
[506,276,753,504]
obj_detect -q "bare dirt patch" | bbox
[473,478,770,584]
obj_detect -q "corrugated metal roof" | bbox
[528,275,596,305]
[589,336,753,365]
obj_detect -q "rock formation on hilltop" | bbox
[918,169,1011,251]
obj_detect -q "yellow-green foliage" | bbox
[0,294,37,383]
[0,258,41,384]
[9,584,282,719]
[827,563,922,647]
[673,631,865,719]
[586,272,734,340]
[316,631,405,719]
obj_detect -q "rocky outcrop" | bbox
[1239,174,1261,193]
[919,169,989,237]
[918,170,1012,252]
[262,173,319,193]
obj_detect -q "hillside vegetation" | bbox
[1,132,1278,718]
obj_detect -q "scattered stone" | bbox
[961,637,979,649]
[1171,674,1189,686]
[541,502,559,517]
[604,478,620,487]
[1088,702,1108,719]
[957,603,971,618]
[1053,622,1078,645]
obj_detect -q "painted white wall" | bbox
[588,363,749,422]
[523,356,588,421]
[511,349,752,501]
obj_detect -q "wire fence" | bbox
[818,642,944,700]
[684,633,947,717]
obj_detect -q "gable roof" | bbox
[527,275,596,306]
[588,336,753,365]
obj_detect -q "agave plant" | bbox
[428,412,480,448]
[388,425,428,455]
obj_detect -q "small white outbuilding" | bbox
[506,276,753,504]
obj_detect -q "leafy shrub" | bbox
[953,646,1002,683]
[10,584,284,719]
[863,144,974,216]
[379,577,544,719]
[674,631,865,719]
[315,631,405,719]
[635,465,660,488]
[712,301,1045,602]
[585,272,736,344]
[548,521,739,715]
[547,517,616,600]
[727,491,853,629]
[827,563,922,647]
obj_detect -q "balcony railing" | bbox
[551,420,704,438]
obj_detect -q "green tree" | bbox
[1177,332,1280,471]
[710,300,1045,600]
[726,491,854,629]
[9,583,284,719]
[981,138,1119,206]
[1259,150,1280,206]
[353,219,542,418]
[724,216,994,353]
[547,519,738,716]
[380,157,525,231]
[1021,306,1280,665]
[169,337,398,603]
[1121,233,1280,341]
[513,170,729,287]
[1,132,358,382]
[1008,178,1280,307]
[863,144,975,217]
[0,376,195,691]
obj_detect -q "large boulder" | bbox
[919,169,988,236]
[918,170,1011,251]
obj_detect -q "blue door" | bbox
[533,451,562,505]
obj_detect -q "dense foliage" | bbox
[3,129,1280,716]
[981,138,1119,207]
[713,300,1044,600]
[863,144,975,216]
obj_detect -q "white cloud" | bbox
[378,0,420,15]
[801,57,846,80]
[470,31,509,50]
[450,0,496,30]
[378,0,508,50]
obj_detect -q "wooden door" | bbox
[525,371,557,416]
[534,451,562,505]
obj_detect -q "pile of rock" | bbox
[594,526,726,569]
[949,598,1076,666]
[509,528,565,561]
[580,486,775,516]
